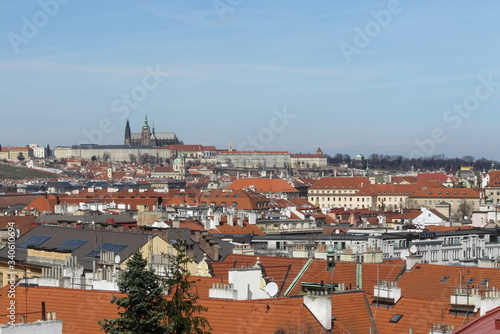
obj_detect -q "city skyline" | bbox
[1,1,499,159]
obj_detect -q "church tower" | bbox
[124,119,132,145]
[140,116,151,146]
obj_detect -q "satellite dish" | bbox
[335,229,340,235]
[265,282,279,297]
[410,245,418,254]
[400,250,410,260]
[114,255,121,264]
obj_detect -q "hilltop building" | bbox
[124,116,181,147]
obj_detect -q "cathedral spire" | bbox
[124,119,132,145]
[143,115,149,129]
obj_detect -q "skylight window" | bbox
[440,276,449,283]
[389,314,403,323]
[466,278,475,285]
[480,279,490,286]
[18,235,51,248]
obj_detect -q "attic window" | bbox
[466,278,475,285]
[440,276,449,283]
[389,314,403,323]
[480,279,490,286]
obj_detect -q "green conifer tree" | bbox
[164,240,211,334]
[99,249,168,334]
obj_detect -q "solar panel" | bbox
[58,239,88,251]
[86,243,127,258]
[18,235,51,248]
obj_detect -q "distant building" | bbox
[28,143,47,158]
[217,151,291,169]
[124,116,181,147]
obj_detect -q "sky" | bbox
[1,0,499,160]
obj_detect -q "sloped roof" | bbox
[0,225,152,271]
[288,261,405,296]
[411,187,480,199]
[204,297,323,333]
[0,285,124,333]
[371,297,473,334]
[356,183,423,196]
[198,189,275,210]
[417,172,452,183]
[310,176,368,190]
[0,215,36,234]
[486,170,500,187]
[210,254,310,297]
[391,176,418,184]
[226,178,298,193]
[0,194,40,210]
[0,285,325,334]
[208,221,264,235]
[397,263,500,301]
[452,305,500,333]
[371,296,474,334]
[332,292,375,333]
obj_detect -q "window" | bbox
[440,276,449,283]
[466,278,475,285]
[480,279,490,286]
[389,314,403,323]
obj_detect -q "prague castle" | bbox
[124,116,182,147]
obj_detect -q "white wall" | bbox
[0,321,62,334]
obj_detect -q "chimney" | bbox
[405,254,423,271]
[303,292,332,330]
[214,212,221,226]
[227,213,234,227]
[173,217,180,228]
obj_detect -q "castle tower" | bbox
[140,115,151,146]
[124,119,132,146]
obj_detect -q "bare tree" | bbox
[452,200,472,222]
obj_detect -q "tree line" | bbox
[328,153,497,172]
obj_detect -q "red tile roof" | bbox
[198,189,275,210]
[452,305,500,333]
[0,285,327,334]
[371,296,474,334]
[226,178,298,193]
[411,187,480,199]
[211,254,310,296]
[0,215,36,234]
[218,151,290,154]
[310,176,368,190]
[208,221,264,235]
[397,263,500,301]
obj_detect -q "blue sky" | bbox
[1,0,499,159]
